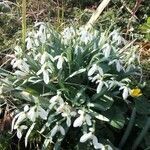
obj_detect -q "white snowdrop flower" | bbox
[36,24,46,43]
[14,45,23,57]
[90,74,100,82]
[11,58,30,73]
[27,106,48,122]
[49,94,64,104]
[88,64,98,76]
[120,86,130,100]
[38,106,48,120]
[110,30,125,45]
[78,27,93,44]
[108,59,123,72]
[61,26,75,44]
[88,64,104,77]
[36,63,50,84]
[41,52,47,64]
[16,125,28,139]
[80,128,104,149]
[27,106,37,122]
[102,43,111,58]
[80,132,93,142]
[73,110,84,127]
[40,52,54,65]
[122,86,130,100]
[50,124,65,137]
[43,69,49,84]
[56,102,76,127]
[26,37,33,50]
[14,112,26,129]
[116,60,122,72]
[54,55,68,69]
[73,110,92,127]
[74,45,84,54]
[92,135,104,149]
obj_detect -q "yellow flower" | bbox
[130,88,142,97]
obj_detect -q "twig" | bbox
[85,0,111,30]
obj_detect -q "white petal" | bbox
[104,44,111,58]
[20,125,28,130]
[41,52,46,64]
[17,129,22,139]
[116,60,122,72]
[73,115,84,127]
[97,80,103,93]
[80,132,92,142]
[66,117,71,127]
[27,107,36,122]
[95,114,109,122]
[38,106,48,120]
[85,114,92,126]
[51,124,58,137]
[59,126,65,135]
[50,95,58,103]
[14,113,26,128]
[88,64,97,76]
[122,87,129,100]
[92,135,104,149]
[43,70,49,84]
[57,57,63,69]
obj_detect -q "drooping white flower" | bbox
[11,58,30,73]
[27,106,37,122]
[26,36,33,50]
[102,43,111,58]
[110,30,126,45]
[16,125,28,139]
[61,26,75,44]
[78,27,93,44]
[120,86,130,100]
[80,128,104,150]
[88,64,103,77]
[54,55,68,69]
[38,106,48,120]
[73,110,92,127]
[50,124,65,137]
[56,102,75,127]
[27,105,48,122]
[36,23,46,43]
[36,63,50,84]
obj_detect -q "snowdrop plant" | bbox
[0,23,142,149]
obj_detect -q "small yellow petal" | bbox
[130,88,142,97]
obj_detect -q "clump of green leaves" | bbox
[0,23,149,149]
[139,17,150,41]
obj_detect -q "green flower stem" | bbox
[22,0,26,51]
[119,107,136,149]
[132,117,150,150]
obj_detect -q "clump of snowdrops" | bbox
[0,23,142,149]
